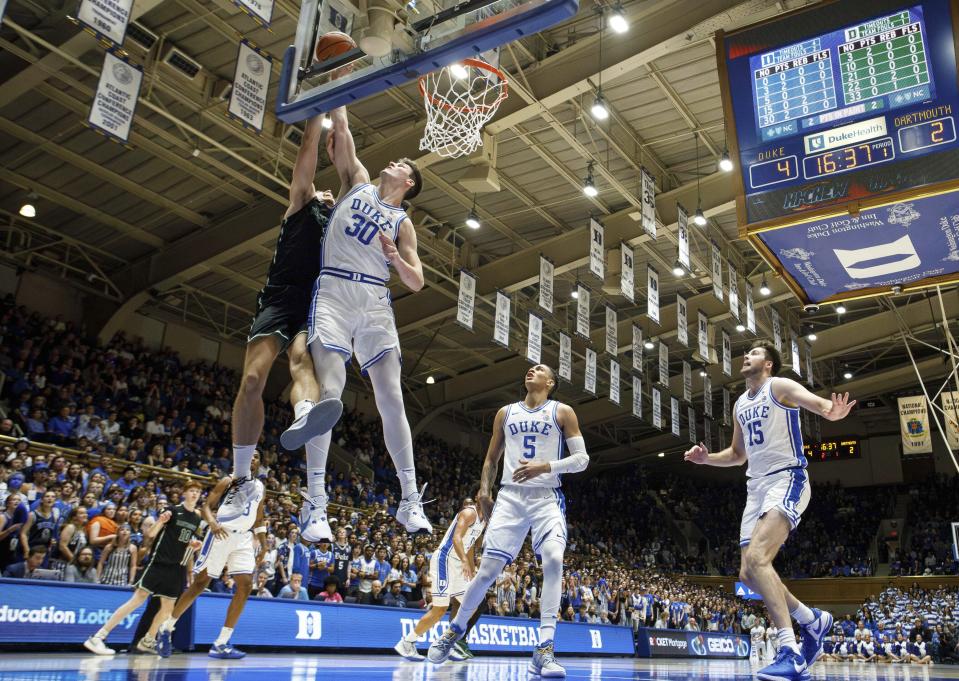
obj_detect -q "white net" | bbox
[419,59,508,158]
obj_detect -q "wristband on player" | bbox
[254,526,267,535]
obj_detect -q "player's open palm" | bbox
[827,391,856,421]
[683,442,709,464]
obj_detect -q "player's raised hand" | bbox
[683,442,709,464]
[379,233,400,265]
[826,391,857,421]
[512,459,551,483]
[157,510,172,525]
[318,189,334,207]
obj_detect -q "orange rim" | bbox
[418,57,509,113]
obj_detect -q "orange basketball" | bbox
[315,31,356,62]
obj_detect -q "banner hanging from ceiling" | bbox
[683,361,692,402]
[671,396,681,437]
[677,294,688,347]
[605,305,618,356]
[632,375,643,419]
[527,312,542,364]
[652,387,663,429]
[228,41,273,133]
[722,328,732,377]
[609,360,620,405]
[711,242,724,301]
[746,284,756,333]
[898,396,933,455]
[232,0,275,28]
[942,391,959,449]
[589,218,604,281]
[456,270,476,330]
[641,168,656,238]
[698,312,709,362]
[576,284,590,339]
[620,243,634,302]
[559,332,572,382]
[88,50,143,145]
[77,0,133,48]
[585,348,597,395]
[539,255,554,314]
[658,342,669,387]
[729,263,740,319]
[677,204,690,271]
[632,325,643,372]
[647,266,659,325]
[493,290,511,348]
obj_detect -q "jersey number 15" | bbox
[746,421,764,446]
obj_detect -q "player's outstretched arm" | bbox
[380,219,424,291]
[773,377,856,421]
[286,115,325,218]
[329,106,370,189]
[201,477,232,540]
[684,419,747,467]
[477,407,508,521]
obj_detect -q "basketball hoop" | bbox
[418,58,508,158]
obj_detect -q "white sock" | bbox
[306,435,330,499]
[232,444,256,480]
[790,603,816,627]
[294,399,314,421]
[404,629,419,643]
[777,628,799,653]
[94,628,108,639]
[215,626,234,647]
[398,467,417,500]
[160,617,177,633]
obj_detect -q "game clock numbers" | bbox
[803,438,861,461]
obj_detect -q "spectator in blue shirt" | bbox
[382,580,407,608]
[46,407,76,443]
[278,573,310,600]
[375,546,391,583]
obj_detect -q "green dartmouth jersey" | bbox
[150,504,202,566]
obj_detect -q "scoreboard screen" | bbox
[803,438,861,461]
[719,0,959,229]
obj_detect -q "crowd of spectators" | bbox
[890,475,959,576]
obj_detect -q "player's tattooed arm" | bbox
[477,407,508,521]
[773,377,856,421]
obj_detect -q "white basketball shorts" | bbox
[482,485,567,564]
[428,550,468,607]
[739,466,811,546]
[193,529,256,577]
[307,275,400,373]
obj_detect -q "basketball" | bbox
[315,31,356,62]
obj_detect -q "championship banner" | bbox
[772,308,783,353]
[539,255,554,314]
[722,328,732,377]
[641,168,657,238]
[88,50,143,144]
[559,332,572,382]
[527,312,543,365]
[621,243,635,302]
[456,269,476,330]
[228,41,273,133]
[610,360,620,405]
[711,242,724,301]
[605,305,618,356]
[683,361,692,402]
[677,203,690,270]
[723,387,731,426]
[589,218,605,281]
[898,396,933,454]
[632,375,643,419]
[575,284,591,339]
[728,263,740,319]
[658,341,669,387]
[704,374,713,418]
[493,290,511,348]
[647,265,660,324]
[77,0,133,48]
[790,332,801,377]
[705,418,712,450]
[585,348,597,395]
[652,387,663,429]
[942,391,959,449]
[632,325,643,372]
[805,344,814,387]
[232,0,275,27]
[698,312,709,362]
[746,284,756,333]
[676,294,689,347]
[671,396,681,437]
[688,406,697,443]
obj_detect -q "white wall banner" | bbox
[746,284,756,333]
[228,40,273,133]
[704,374,713,417]
[88,50,143,144]
[723,387,731,426]
[539,255,554,314]
[641,168,657,238]
[728,263,740,319]
[704,417,712,449]
[527,312,543,365]
[455,269,476,330]
[605,305,618,356]
[676,294,689,347]
[647,265,660,325]
[585,348,597,395]
[493,290,511,348]
[671,396,681,437]
[722,328,732,377]
[683,361,692,402]
[898,396,933,454]
[658,341,669,386]
[805,343,814,387]
[772,308,783,353]
[698,311,709,362]
[677,203,690,270]
[711,242,724,301]
[233,0,275,27]
[632,375,643,419]
[589,218,605,281]
[791,332,801,376]
[620,243,635,302]
[632,325,643,372]
[652,387,663,429]
[688,406,697,443]
[559,332,572,382]
[575,283,591,339]
[941,391,959,449]
[610,360,620,405]
[77,0,133,47]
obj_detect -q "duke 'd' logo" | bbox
[295,610,322,640]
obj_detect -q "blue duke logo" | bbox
[295,610,322,640]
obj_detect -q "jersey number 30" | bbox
[746,421,764,446]
[347,213,381,245]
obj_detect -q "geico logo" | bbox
[653,637,687,648]
[708,637,735,653]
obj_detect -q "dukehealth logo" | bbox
[804,116,887,153]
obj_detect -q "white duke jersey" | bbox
[501,399,564,488]
[216,478,264,531]
[321,183,408,285]
[436,507,485,561]
[734,377,806,478]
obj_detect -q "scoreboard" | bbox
[718,0,959,304]
[803,438,861,461]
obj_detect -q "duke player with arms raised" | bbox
[297,102,431,542]
[428,364,590,677]
[684,341,855,681]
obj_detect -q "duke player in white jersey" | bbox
[297,102,431,542]
[394,498,485,661]
[428,364,590,677]
[155,453,267,660]
[684,341,855,681]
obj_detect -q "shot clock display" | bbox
[803,438,861,461]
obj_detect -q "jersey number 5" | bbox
[522,435,536,459]
[746,420,764,446]
[347,213,381,245]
